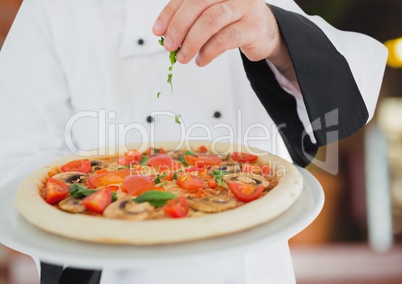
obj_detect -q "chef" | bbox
[0,0,387,283]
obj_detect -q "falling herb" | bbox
[175,114,181,124]
[158,36,180,94]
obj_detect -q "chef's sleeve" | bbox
[0,0,73,186]
[241,0,388,167]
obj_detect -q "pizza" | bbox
[14,142,303,245]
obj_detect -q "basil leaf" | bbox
[174,114,181,124]
[69,184,95,199]
[210,170,230,187]
[139,156,149,166]
[173,172,178,180]
[112,192,117,202]
[132,190,177,207]
[180,150,196,166]
[158,37,164,46]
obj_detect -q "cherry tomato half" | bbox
[118,149,142,166]
[87,169,132,188]
[163,197,189,218]
[184,154,222,168]
[228,182,264,203]
[44,178,70,204]
[195,145,208,153]
[122,175,155,196]
[207,179,218,188]
[176,174,205,190]
[82,188,112,214]
[61,159,91,174]
[147,155,177,171]
[231,152,258,163]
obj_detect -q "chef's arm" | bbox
[241,1,388,167]
[0,0,73,186]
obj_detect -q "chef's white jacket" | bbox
[0,0,387,283]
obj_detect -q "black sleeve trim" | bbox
[240,4,369,167]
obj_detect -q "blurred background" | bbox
[1,0,402,283]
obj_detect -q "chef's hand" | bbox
[152,0,296,85]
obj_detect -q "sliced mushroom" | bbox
[103,199,154,220]
[58,197,86,213]
[223,173,270,189]
[215,153,229,161]
[166,149,186,160]
[211,162,241,174]
[187,193,237,213]
[52,172,88,186]
[90,160,107,172]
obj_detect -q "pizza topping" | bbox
[228,183,264,203]
[166,149,186,161]
[52,172,89,186]
[187,192,237,213]
[82,187,113,214]
[118,149,142,166]
[122,175,155,196]
[184,154,222,168]
[58,197,86,213]
[223,173,270,190]
[41,147,280,220]
[132,190,177,207]
[195,145,208,153]
[61,159,92,174]
[163,197,189,218]
[231,152,258,163]
[210,170,230,187]
[90,160,107,172]
[147,155,177,171]
[211,162,241,174]
[176,174,205,191]
[87,168,133,188]
[44,178,70,205]
[147,147,166,157]
[103,198,154,221]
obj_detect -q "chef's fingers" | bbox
[195,22,246,67]
[163,0,225,52]
[153,0,185,37]
[176,1,242,64]
[197,2,279,66]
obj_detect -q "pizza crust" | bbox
[14,142,303,245]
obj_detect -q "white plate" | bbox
[0,167,323,269]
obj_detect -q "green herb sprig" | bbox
[69,184,117,201]
[210,170,230,187]
[158,36,180,95]
[154,173,167,184]
[180,150,196,166]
